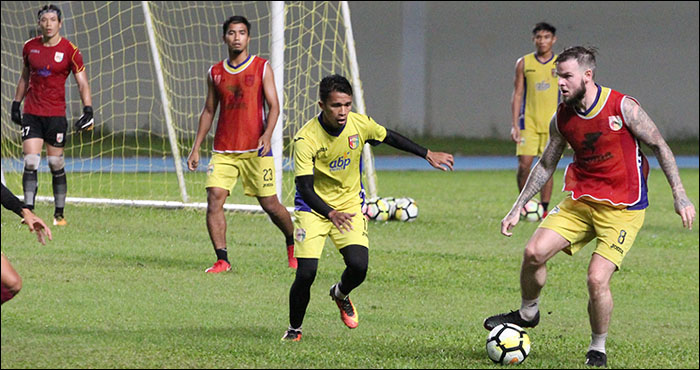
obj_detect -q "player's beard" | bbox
[563,79,586,107]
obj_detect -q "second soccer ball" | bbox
[363,197,390,221]
[394,197,418,222]
[520,199,544,222]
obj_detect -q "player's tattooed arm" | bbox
[501,116,566,236]
[508,116,566,216]
[623,98,695,229]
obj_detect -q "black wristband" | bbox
[83,106,93,114]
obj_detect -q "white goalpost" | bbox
[0,1,377,212]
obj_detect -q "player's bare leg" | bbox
[257,195,297,268]
[541,175,554,216]
[205,187,231,273]
[516,155,535,192]
[484,228,569,330]
[586,254,615,334]
[521,228,569,300]
[585,253,615,366]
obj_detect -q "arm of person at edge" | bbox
[622,98,696,230]
[371,129,455,171]
[258,64,280,157]
[187,73,219,171]
[510,57,525,144]
[1,184,53,245]
[501,115,566,237]
[295,175,355,234]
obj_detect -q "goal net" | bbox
[0,1,376,211]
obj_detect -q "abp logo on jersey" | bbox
[536,80,551,91]
[329,152,351,172]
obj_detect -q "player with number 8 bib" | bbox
[11,4,95,226]
[484,46,696,367]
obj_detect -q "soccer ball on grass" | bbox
[394,197,418,222]
[520,199,544,222]
[363,197,390,221]
[486,323,531,365]
[381,197,397,219]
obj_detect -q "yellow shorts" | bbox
[205,152,277,197]
[539,196,645,269]
[516,129,548,157]
[293,206,369,259]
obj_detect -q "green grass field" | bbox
[1,169,698,368]
[2,135,698,158]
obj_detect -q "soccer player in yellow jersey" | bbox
[281,75,454,341]
[510,22,559,218]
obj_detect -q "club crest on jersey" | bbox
[245,75,255,87]
[295,228,306,242]
[54,51,64,63]
[56,133,64,143]
[551,68,557,77]
[608,115,623,131]
[348,134,359,150]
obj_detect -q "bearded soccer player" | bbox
[281,74,454,341]
[510,22,559,219]
[11,4,95,226]
[187,15,297,272]
[483,46,696,367]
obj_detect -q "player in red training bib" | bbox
[11,4,95,226]
[484,46,696,367]
[187,15,297,273]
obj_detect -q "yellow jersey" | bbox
[293,111,387,212]
[520,52,560,133]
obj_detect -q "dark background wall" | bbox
[2,1,697,141]
[350,1,699,139]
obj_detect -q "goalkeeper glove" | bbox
[11,101,22,125]
[75,106,94,131]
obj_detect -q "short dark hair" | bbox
[320,74,353,103]
[556,46,598,76]
[223,15,250,36]
[532,22,556,35]
[38,4,62,22]
[554,46,598,78]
